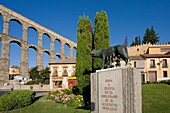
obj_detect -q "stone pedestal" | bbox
[91,67,142,113]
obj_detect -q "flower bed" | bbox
[47,86,84,108]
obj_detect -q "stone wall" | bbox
[0,5,77,85]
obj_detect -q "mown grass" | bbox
[142,84,170,113]
[3,96,90,113]
[3,84,170,113]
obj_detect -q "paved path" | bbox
[0,90,10,96]
[0,90,49,97]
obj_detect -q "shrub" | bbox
[159,80,170,85]
[0,90,35,111]
[26,79,44,85]
[43,79,49,84]
[26,80,35,85]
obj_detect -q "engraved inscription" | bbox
[100,79,118,111]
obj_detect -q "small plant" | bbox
[47,86,84,108]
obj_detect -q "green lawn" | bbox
[4,96,90,113]
[3,84,170,113]
[142,84,170,113]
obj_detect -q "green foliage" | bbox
[142,26,160,44]
[28,67,50,84]
[76,16,92,94]
[43,79,50,84]
[93,10,110,70]
[0,90,35,111]
[39,67,50,79]
[26,79,44,85]
[6,96,90,113]
[29,66,40,80]
[130,35,141,46]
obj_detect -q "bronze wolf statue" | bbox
[90,44,129,69]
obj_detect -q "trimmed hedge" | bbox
[26,79,44,85]
[26,79,49,85]
[0,90,35,111]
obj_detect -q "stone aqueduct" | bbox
[0,5,77,84]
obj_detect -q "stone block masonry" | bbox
[91,67,142,113]
[0,5,77,85]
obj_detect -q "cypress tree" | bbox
[93,11,110,70]
[76,16,92,94]
[138,35,141,45]
[135,36,139,45]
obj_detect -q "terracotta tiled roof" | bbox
[140,54,170,58]
[49,58,76,64]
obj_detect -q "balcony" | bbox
[162,64,168,68]
[62,71,68,77]
[53,72,58,77]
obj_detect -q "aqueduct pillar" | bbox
[3,15,9,35]
[20,23,29,79]
[0,37,10,85]
[60,41,65,59]
[70,46,73,58]
[20,41,29,79]
[37,47,43,70]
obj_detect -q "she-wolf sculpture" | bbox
[90,44,129,69]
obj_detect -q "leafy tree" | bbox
[28,66,40,80]
[143,26,160,44]
[76,16,92,94]
[29,66,50,81]
[93,11,110,70]
[39,67,50,79]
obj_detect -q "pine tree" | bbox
[142,26,160,44]
[76,16,92,94]
[93,11,110,70]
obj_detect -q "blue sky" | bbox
[0,0,170,68]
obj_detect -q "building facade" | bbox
[9,66,20,80]
[127,43,170,82]
[49,58,77,89]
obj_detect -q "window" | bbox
[12,69,16,73]
[162,59,168,68]
[54,67,58,72]
[63,67,67,73]
[134,61,136,68]
[163,71,168,77]
[53,67,58,76]
[150,59,155,68]
[63,67,68,77]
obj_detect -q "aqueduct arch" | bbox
[0,5,77,84]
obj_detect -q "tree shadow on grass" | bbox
[34,96,43,102]
[76,106,91,110]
